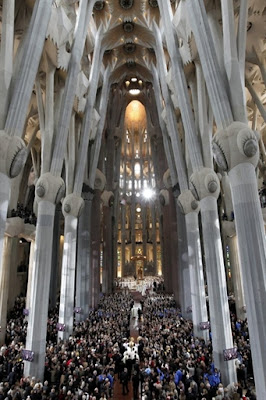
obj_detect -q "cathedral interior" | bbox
[0,0,265,397]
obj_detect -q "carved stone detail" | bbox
[94,1,105,11]
[212,122,259,171]
[35,173,65,204]
[177,190,199,215]
[190,168,220,201]
[120,0,134,10]
[101,190,114,207]
[123,21,134,33]
[159,189,169,206]
[94,169,106,191]
[62,194,84,218]
[0,131,26,178]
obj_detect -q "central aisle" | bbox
[112,293,143,399]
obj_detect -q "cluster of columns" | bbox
[0,1,264,397]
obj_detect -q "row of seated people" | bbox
[0,293,256,399]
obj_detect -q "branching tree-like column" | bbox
[213,123,266,396]
[158,0,236,383]
[24,173,64,379]
[58,194,84,341]
[186,1,266,395]
[153,23,208,340]
[0,0,15,128]
[178,190,209,342]
[76,186,94,322]
[57,29,107,338]
[5,0,54,137]
[221,175,246,321]
[24,0,93,378]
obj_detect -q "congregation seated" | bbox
[0,293,256,399]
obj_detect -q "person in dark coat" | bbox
[121,367,129,395]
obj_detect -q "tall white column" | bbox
[50,0,93,175]
[0,0,15,128]
[5,0,54,138]
[76,188,94,321]
[174,198,190,318]
[90,189,101,309]
[58,194,84,341]
[24,173,64,380]
[178,190,209,341]
[185,0,234,130]
[24,200,56,379]
[227,234,246,321]
[190,168,236,385]
[213,121,266,398]
[102,204,112,294]
[200,196,236,383]
[229,163,266,396]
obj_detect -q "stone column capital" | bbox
[190,167,220,201]
[35,172,65,204]
[177,190,199,214]
[212,122,260,172]
[0,131,27,178]
[101,190,114,207]
[62,193,84,218]
[159,189,169,206]
[163,169,173,189]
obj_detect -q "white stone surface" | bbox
[229,163,266,398]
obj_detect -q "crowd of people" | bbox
[10,204,37,226]
[0,291,256,400]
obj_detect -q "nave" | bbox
[0,0,265,397]
[0,290,255,400]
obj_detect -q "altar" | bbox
[115,275,164,295]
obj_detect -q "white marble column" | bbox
[24,200,56,379]
[227,234,246,321]
[213,121,266,397]
[24,173,64,380]
[174,197,190,318]
[185,211,209,341]
[200,195,236,383]
[185,0,234,130]
[5,0,54,138]
[0,0,15,128]
[58,194,84,341]
[190,168,236,384]
[76,188,94,321]
[102,204,112,294]
[229,163,266,396]
[90,189,102,309]
[178,190,209,341]
[50,0,93,176]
